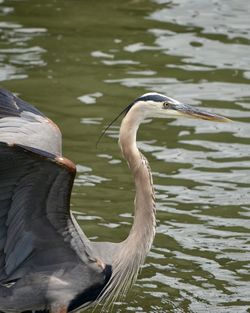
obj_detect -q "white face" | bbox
[131,92,183,119]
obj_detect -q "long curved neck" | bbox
[98,109,156,305]
[119,111,156,252]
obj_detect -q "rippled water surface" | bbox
[1,0,250,312]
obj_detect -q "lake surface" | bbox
[1,0,250,312]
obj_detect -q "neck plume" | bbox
[100,106,156,307]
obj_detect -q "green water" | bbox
[1,0,250,312]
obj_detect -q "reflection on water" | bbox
[1,0,250,312]
[0,8,46,81]
[106,78,250,103]
[151,0,250,40]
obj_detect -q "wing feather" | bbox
[0,89,108,306]
[0,142,93,283]
[0,88,62,155]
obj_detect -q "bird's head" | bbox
[97,92,230,145]
[125,92,231,122]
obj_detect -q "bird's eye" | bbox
[163,101,169,108]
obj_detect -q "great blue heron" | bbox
[0,88,230,313]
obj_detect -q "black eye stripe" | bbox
[136,94,169,103]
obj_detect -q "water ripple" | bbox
[151,0,250,40]
[0,15,47,80]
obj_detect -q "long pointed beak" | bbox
[169,103,232,122]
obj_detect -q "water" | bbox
[1,0,250,312]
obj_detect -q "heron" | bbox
[0,88,230,313]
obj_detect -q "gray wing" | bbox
[0,142,93,282]
[0,89,113,284]
[0,88,95,283]
[0,88,62,155]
